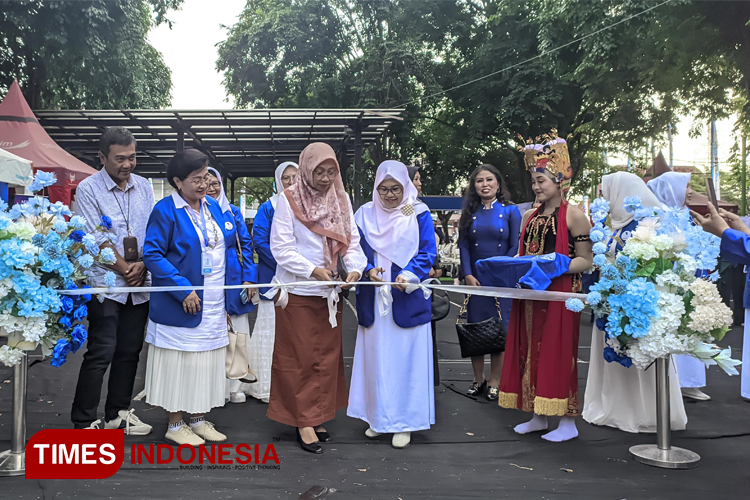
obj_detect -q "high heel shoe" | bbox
[486,386,499,401]
[296,428,323,454]
[467,380,487,396]
[315,429,332,443]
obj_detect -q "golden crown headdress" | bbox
[518,129,573,192]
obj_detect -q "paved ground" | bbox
[1,292,748,499]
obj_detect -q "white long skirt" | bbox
[674,354,707,388]
[241,299,276,402]
[145,344,226,414]
[583,326,687,433]
[347,254,435,433]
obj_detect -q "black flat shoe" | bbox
[296,428,323,454]
[467,380,487,396]
[315,430,332,443]
[486,386,499,401]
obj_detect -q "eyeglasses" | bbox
[186,175,212,187]
[377,186,403,196]
[207,182,221,190]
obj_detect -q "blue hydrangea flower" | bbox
[622,196,642,213]
[68,216,87,230]
[34,171,57,189]
[0,199,7,212]
[52,219,68,233]
[104,271,117,287]
[43,242,62,259]
[587,291,602,305]
[49,201,72,218]
[601,263,620,280]
[32,234,46,247]
[100,248,116,263]
[565,298,585,313]
[592,242,608,255]
[590,198,610,214]
[100,215,113,230]
[68,230,85,242]
[82,233,97,248]
[590,229,604,243]
[593,254,607,267]
[77,254,94,268]
[51,338,72,367]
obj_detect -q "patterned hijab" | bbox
[285,142,351,269]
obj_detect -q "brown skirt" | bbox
[266,293,347,427]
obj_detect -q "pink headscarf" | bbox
[285,142,351,269]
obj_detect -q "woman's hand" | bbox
[393,274,409,292]
[367,267,385,287]
[719,208,750,236]
[465,274,481,287]
[183,291,201,315]
[242,281,256,300]
[311,267,335,282]
[691,203,729,237]
[342,271,361,290]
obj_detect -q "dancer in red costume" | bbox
[497,132,593,442]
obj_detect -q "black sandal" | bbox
[486,386,499,401]
[467,380,487,396]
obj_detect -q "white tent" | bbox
[0,147,33,187]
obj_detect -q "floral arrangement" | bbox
[0,171,117,367]
[565,196,741,375]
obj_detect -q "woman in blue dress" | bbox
[458,164,522,400]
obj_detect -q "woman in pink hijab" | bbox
[268,142,367,454]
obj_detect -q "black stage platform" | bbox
[2,293,748,499]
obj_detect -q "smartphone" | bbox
[705,177,719,210]
[240,289,249,304]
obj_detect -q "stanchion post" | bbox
[0,352,27,476]
[629,356,700,469]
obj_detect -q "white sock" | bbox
[168,421,184,431]
[189,416,205,428]
[513,414,548,434]
[541,417,579,442]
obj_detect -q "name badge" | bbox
[201,251,213,275]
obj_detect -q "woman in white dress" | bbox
[583,171,687,432]
[348,161,437,448]
[648,172,711,401]
[240,162,298,403]
[143,149,254,446]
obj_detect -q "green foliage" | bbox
[0,0,180,109]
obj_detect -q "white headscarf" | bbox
[270,161,299,209]
[602,171,661,229]
[647,172,691,209]
[207,167,231,213]
[354,160,427,269]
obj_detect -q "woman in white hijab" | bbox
[240,162,298,403]
[647,172,711,401]
[583,172,688,433]
[348,161,437,449]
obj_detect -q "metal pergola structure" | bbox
[35,108,403,203]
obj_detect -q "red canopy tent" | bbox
[0,80,97,205]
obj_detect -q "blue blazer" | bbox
[355,210,437,329]
[720,228,750,308]
[143,196,257,328]
[252,200,276,299]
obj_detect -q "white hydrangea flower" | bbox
[633,224,657,243]
[0,345,24,367]
[622,240,659,261]
[6,221,36,241]
[650,234,673,252]
[675,253,698,276]
[655,270,688,290]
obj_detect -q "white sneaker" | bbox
[105,409,153,435]
[83,419,102,429]
[681,388,711,401]
[165,423,204,446]
[191,421,227,442]
[392,432,411,449]
[229,392,246,404]
[365,427,381,439]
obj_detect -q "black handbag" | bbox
[431,290,451,322]
[455,295,506,358]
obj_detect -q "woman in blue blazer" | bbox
[348,161,437,449]
[142,149,257,447]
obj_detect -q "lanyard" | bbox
[112,188,131,236]
[186,200,211,249]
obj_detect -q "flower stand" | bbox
[629,356,701,469]
[0,352,27,476]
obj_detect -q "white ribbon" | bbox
[262,277,294,309]
[327,287,340,328]
[376,285,392,317]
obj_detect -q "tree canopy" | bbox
[218,0,750,203]
[0,0,181,109]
